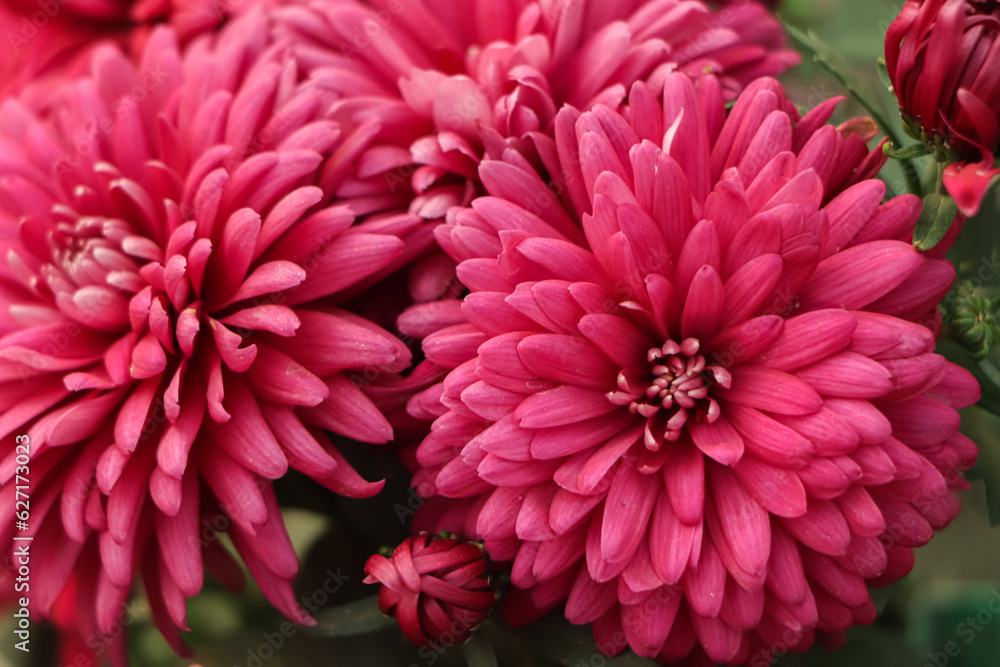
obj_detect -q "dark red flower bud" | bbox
[886,0,1000,215]
[364,535,496,648]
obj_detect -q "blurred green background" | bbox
[4,0,1000,665]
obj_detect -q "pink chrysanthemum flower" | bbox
[274,0,800,345]
[364,534,497,648]
[0,11,423,658]
[408,75,980,665]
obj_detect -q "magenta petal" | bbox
[688,417,744,466]
[156,384,205,478]
[289,309,411,376]
[130,331,167,379]
[244,344,329,408]
[680,265,724,341]
[793,352,895,398]
[578,314,651,369]
[303,374,393,444]
[780,499,851,556]
[284,234,406,306]
[726,404,817,468]
[798,240,923,311]
[943,157,1000,218]
[154,469,203,596]
[707,463,770,586]
[732,456,807,518]
[518,334,619,390]
[207,381,287,479]
[664,440,705,525]
[515,385,620,428]
[766,526,808,605]
[600,464,660,564]
[565,568,618,625]
[682,536,726,618]
[649,492,695,585]
[107,444,155,542]
[530,412,633,460]
[717,367,822,415]
[761,310,857,372]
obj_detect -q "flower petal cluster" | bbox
[0,10,423,654]
[364,534,496,648]
[886,0,1000,216]
[408,74,979,664]
[274,0,800,350]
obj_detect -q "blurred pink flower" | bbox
[0,9,425,655]
[886,0,1000,216]
[0,0,277,100]
[4,0,243,37]
[364,534,496,647]
[408,75,979,664]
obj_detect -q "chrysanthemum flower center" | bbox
[608,337,731,450]
[52,220,123,277]
[638,339,710,417]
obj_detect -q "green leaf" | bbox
[512,612,660,667]
[913,193,960,251]
[876,57,893,94]
[783,22,896,138]
[307,594,398,638]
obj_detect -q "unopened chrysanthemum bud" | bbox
[948,282,999,359]
[885,0,1000,216]
[364,534,496,648]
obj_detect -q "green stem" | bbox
[901,156,924,196]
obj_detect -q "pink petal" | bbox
[515,385,620,428]
[601,463,660,564]
[733,456,807,518]
[518,334,618,390]
[761,309,857,372]
[303,374,393,444]
[717,367,822,415]
[943,157,1000,218]
[689,417,744,466]
[664,439,705,525]
[707,463,770,587]
[798,240,923,311]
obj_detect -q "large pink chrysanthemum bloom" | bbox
[886,0,1000,217]
[0,10,424,659]
[274,0,800,346]
[408,74,980,665]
